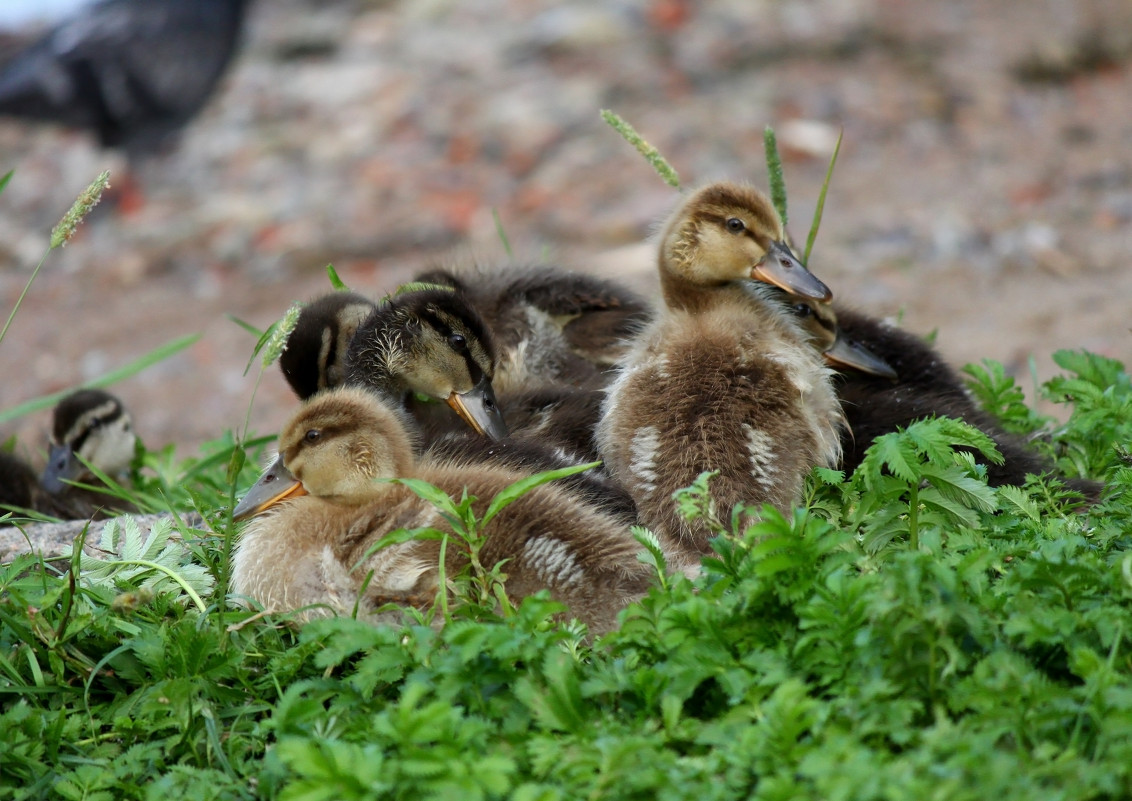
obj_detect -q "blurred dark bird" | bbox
[0,0,251,155]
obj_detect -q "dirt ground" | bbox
[1,0,1130,464]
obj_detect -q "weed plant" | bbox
[0,345,1128,800]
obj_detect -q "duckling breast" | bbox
[598,307,842,565]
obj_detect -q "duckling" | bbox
[278,291,378,400]
[344,288,509,439]
[40,388,138,517]
[826,305,1102,497]
[782,296,898,379]
[414,264,653,393]
[232,387,655,634]
[0,389,137,522]
[596,182,843,568]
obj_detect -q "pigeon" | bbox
[0,0,251,156]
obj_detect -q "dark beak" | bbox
[824,336,898,380]
[446,375,509,439]
[233,456,309,521]
[41,443,81,494]
[751,241,833,302]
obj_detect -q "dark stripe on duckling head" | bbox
[53,390,125,447]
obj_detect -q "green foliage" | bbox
[2,351,1131,799]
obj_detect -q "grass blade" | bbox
[492,208,514,259]
[0,333,202,425]
[326,263,349,291]
[802,127,843,266]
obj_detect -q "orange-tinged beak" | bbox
[233,456,309,521]
[445,375,509,439]
[751,241,833,302]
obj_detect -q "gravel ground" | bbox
[1,0,1130,465]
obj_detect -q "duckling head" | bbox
[41,389,137,493]
[345,289,508,439]
[279,291,378,400]
[234,386,416,519]
[659,181,832,305]
[786,298,898,380]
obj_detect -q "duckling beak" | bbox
[751,242,833,302]
[232,456,309,521]
[41,444,81,494]
[446,376,510,439]
[824,336,899,380]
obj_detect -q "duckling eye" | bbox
[448,333,467,352]
[726,217,746,233]
[791,303,813,319]
[304,429,321,444]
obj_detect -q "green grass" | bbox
[0,348,1129,800]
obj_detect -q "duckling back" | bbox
[598,291,843,568]
[234,466,652,634]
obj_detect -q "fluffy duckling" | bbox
[41,389,137,516]
[345,288,509,439]
[0,389,137,522]
[597,182,844,568]
[279,291,378,400]
[828,306,1102,497]
[414,264,652,393]
[232,387,654,634]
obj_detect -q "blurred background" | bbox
[0,0,1129,459]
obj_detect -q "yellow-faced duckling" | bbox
[823,304,1102,498]
[414,264,652,393]
[597,182,844,568]
[232,387,654,634]
[279,291,378,400]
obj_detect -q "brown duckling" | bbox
[597,182,844,569]
[232,387,655,634]
[414,264,653,393]
[278,291,378,400]
[824,304,1102,497]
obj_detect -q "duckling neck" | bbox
[659,269,744,315]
